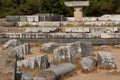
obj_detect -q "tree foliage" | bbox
[0,0,120,18]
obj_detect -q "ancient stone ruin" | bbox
[97,51,116,69]
[80,56,97,71]
[54,41,93,62]
[3,39,21,49]
[65,1,89,21]
[17,54,49,69]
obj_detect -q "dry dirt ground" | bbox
[0,43,120,80]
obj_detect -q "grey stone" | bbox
[17,54,49,69]
[80,41,93,57]
[53,46,72,62]
[65,27,89,33]
[14,43,31,60]
[33,77,47,80]
[48,63,75,76]
[53,41,81,62]
[114,45,120,48]
[3,39,21,49]
[6,16,20,22]
[3,22,16,27]
[38,22,60,27]
[80,56,97,71]
[41,42,59,51]
[36,63,75,80]
[35,70,56,80]
[21,72,33,80]
[97,51,116,69]
[54,41,93,62]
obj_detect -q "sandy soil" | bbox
[0,43,120,80]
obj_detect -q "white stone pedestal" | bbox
[74,7,83,21]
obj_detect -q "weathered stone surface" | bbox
[38,22,60,27]
[48,63,75,77]
[21,72,33,80]
[14,43,31,60]
[90,27,118,33]
[36,63,75,80]
[3,39,21,49]
[49,62,59,68]
[6,16,20,22]
[41,42,59,51]
[54,41,82,62]
[17,54,49,69]
[35,70,55,80]
[80,56,97,71]
[80,41,93,57]
[0,49,16,80]
[25,27,60,33]
[54,41,93,62]
[82,17,98,21]
[53,46,73,62]
[99,14,120,21]
[15,70,22,80]
[26,16,39,22]
[65,27,89,33]
[33,77,47,80]
[3,22,15,27]
[97,51,116,69]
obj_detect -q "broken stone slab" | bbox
[53,41,82,62]
[3,39,21,49]
[0,49,16,80]
[53,46,72,62]
[41,42,59,52]
[17,54,49,69]
[36,63,75,80]
[97,51,116,69]
[80,41,93,57]
[14,43,31,60]
[48,63,75,77]
[80,56,97,71]
[53,41,93,62]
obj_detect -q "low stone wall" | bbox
[2,33,120,39]
[0,27,120,33]
[0,37,119,45]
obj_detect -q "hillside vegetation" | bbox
[0,0,120,18]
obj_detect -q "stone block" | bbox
[3,22,15,27]
[41,42,59,52]
[80,41,93,57]
[3,39,21,49]
[80,56,97,71]
[17,54,49,69]
[27,16,39,22]
[6,16,20,22]
[97,51,116,69]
